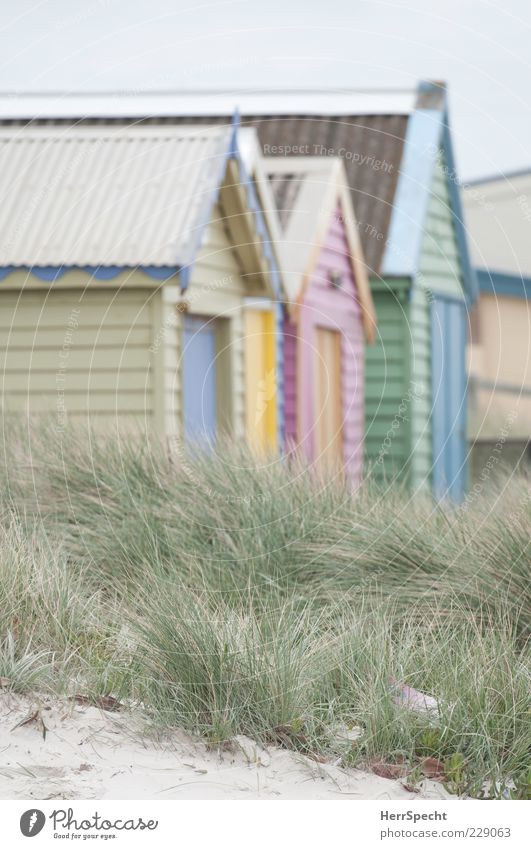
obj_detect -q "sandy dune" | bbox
[0,694,454,800]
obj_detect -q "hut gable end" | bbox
[418,149,466,301]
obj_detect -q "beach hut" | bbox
[0,123,283,449]
[364,81,478,501]
[464,171,531,476]
[0,81,478,499]
[154,81,475,499]
[166,82,477,499]
[264,157,375,481]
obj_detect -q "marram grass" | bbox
[0,421,529,796]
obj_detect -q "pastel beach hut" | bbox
[214,81,476,500]
[0,82,478,499]
[171,81,477,500]
[265,157,376,481]
[0,122,283,450]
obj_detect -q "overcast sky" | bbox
[0,0,529,180]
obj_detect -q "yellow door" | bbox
[314,327,343,468]
[245,309,277,452]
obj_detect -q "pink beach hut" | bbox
[265,157,376,482]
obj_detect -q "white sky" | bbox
[0,0,529,180]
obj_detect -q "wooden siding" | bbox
[419,152,465,301]
[0,283,157,429]
[365,150,467,492]
[364,286,411,482]
[409,285,432,490]
[290,202,365,483]
[412,149,467,490]
[163,202,250,442]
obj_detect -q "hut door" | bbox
[431,297,467,501]
[245,309,277,452]
[314,327,343,468]
[183,315,217,442]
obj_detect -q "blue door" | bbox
[431,297,467,501]
[183,315,217,442]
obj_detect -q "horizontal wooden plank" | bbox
[0,369,152,392]
[3,391,153,413]
[0,301,153,329]
[0,346,151,370]
[0,326,152,348]
[366,362,405,381]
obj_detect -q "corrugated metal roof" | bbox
[0,88,420,272]
[0,124,231,267]
[245,115,409,273]
[123,113,409,274]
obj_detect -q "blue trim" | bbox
[440,117,478,304]
[229,109,240,157]
[431,296,468,502]
[84,266,121,280]
[382,82,478,304]
[0,265,179,281]
[178,264,193,292]
[32,266,69,282]
[381,108,441,279]
[477,268,531,299]
[141,265,179,281]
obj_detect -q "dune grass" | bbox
[0,420,529,797]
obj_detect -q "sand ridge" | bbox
[0,694,454,801]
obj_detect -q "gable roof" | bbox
[0,92,412,275]
[0,83,476,300]
[243,115,409,275]
[263,156,375,341]
[0,121,282,296]
[381,82,478,302]
[0,124,231,270]
[154,83,476,300]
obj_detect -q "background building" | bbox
[464,170,531,477]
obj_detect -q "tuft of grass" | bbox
[132,584,325,743]
[0,632,52,693]
[0,420,528,795]
[0,519,108,655]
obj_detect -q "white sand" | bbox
[0,694,454,800]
